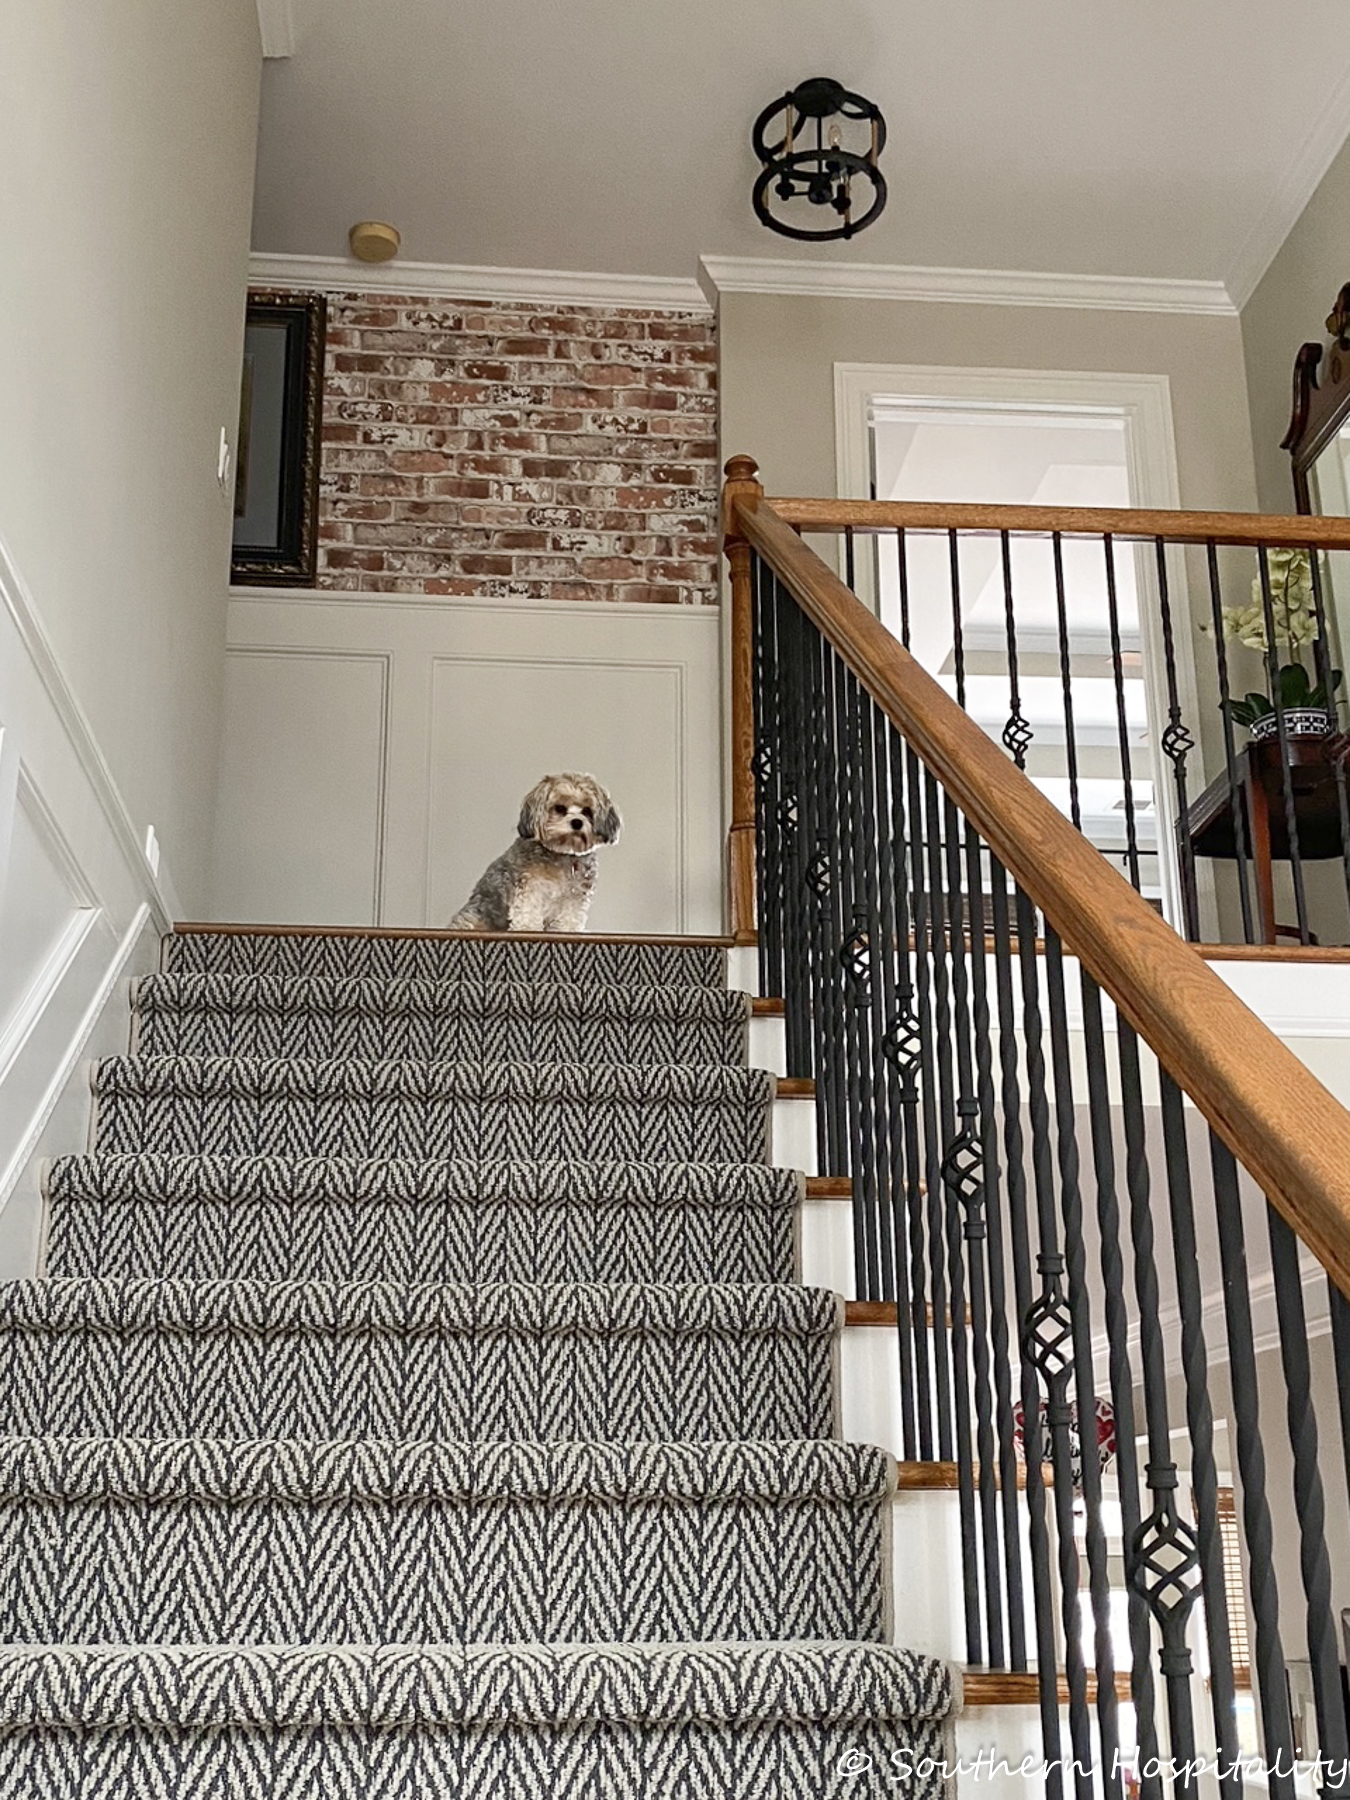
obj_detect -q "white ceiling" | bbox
[252,0,1350,305]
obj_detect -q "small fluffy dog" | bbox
[449,773,621,932]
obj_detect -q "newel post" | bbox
[722,454,764,946]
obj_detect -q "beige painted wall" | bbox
[718,291,1258,510]
[1241,135,1350,514]
[0,1,262,915]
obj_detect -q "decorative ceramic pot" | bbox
[1248,708,1335,743]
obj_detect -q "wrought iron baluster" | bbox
[749,555,784,1001]
[772,589,813,1081]
[869,697,919,1455]
[855,690,899,1305]
[1001,531,1033,767]
[1205,542,1257,943]
[961,826,1026,1669]
[1051,530,1082,831]
[940,797,1003,1667]
[949,529,967,708]
[1115,1024,1203,1791]
[1152,539,1200,938]
[1156,1072,1240,1797]
[923,773,979,1612]
[1015,894,1094,1800]
[1078,975,1163,1800]
[1102,534,1142,891]
[1206,1136,1297,1799]
[887,727,936,1459]
[1042,930,1122,1796]
[987,864,1064,1794]
[903,743,955,1459]
[1265,1205,1350,1785]
[833,652,884,1298]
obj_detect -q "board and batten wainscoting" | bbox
[214,589,725,934]
[0,537,169,1281]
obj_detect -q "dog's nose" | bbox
[570,817,584,830]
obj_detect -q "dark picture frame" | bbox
[230,290,326,585]
[1283,281,1350,513]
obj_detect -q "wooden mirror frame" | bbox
[1283,282,1350,513]
[230,290,326,586]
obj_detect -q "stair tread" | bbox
[0,1640,955,1728]
[47,1154,805,1208]
[0,1277,841,1336]
[94,1055,777,1093]
[135,975,750,1014]
[0,1436,894,1503]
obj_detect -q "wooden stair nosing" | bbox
[895,1460,1047,1493]
[844,1301,972,1328]
[961,1670,1133,1706]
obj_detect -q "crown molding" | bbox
[248,253,710,312]
[697,254,1235,317]
[1225,62,1350,311]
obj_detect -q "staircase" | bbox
[0,927,954,1795]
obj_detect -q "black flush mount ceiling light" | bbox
[751,76,887,242]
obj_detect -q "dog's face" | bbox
[517,773,621,857]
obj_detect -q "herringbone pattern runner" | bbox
[11,928,953,1797]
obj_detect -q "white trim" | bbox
[833,362,1182,509]
[832,363,1197,930]
[0,534,172,936]
[0,903,150,1213]
[1225,61,1350,310]
[248,253,710,312]
[229,584,723,621]
[255,0,294,58]
[698,255,1235,317]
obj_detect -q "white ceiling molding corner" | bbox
[1224,61,1350,311]
[698,255,1236,317]
[255,0,294,59]
[248,252,710,312]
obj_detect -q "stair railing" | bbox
[723,455,1350,1800]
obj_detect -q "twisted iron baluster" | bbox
[1078,974,1163,1800]
[1156,1073,1240,1797]
[1016,896,1094,1800]
[1266,1205,1350,1789]
[961,826,1026,1668]
[1000,530,1034,766]
[1207,1136,1296,1800]
[1118,1045,1201,1797]
[940,798,1003,1667]
[884,729,935,1457]
[1102,535,1142,890]
[987,865,1063,1796]
[1152,539,1199,938]
[1043,931,1122,1797]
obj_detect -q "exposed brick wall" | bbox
[317,293,719,602]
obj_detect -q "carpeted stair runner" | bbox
[45,1155,802,1284]
[12,928,954,1797]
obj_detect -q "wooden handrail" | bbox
[769,495,1350,548]
[727,461,1350,1299]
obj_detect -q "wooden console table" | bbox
[1182,737,1346,944]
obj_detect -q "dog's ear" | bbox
[517,778,550,839]
[593,788,622,845]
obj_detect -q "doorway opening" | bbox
[835,365,1191,920]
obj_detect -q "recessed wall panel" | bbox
[211,650,388,925]
[427,658,684,934]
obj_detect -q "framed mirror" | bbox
[230,291,326,586]
[1284,283,1350,515]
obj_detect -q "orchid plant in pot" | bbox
[1218,547,1341,743]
